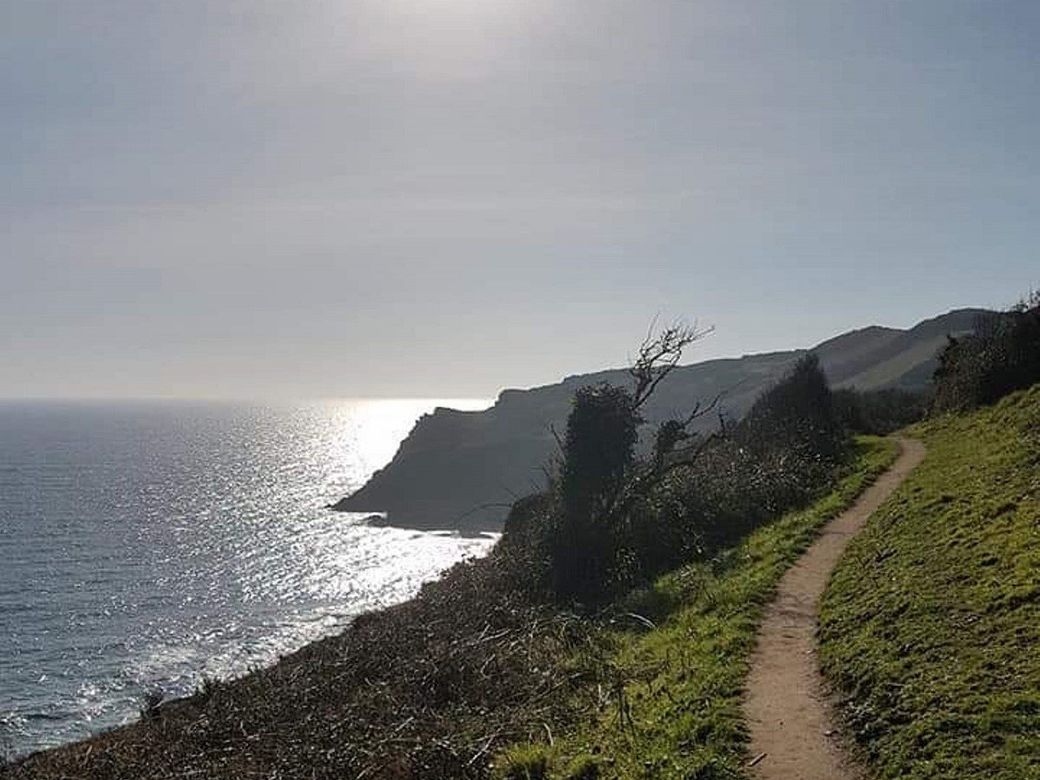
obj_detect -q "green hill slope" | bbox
[820,385,1040,779]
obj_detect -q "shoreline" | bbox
[3,529,499,765]
[4,546,586,779]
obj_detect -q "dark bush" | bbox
[674,356,848,552]
[833,387,928,434]
[739,354,846,462]
[628,355,849,569]
[932,296,1040,413]
[558,384,639,523]
[549,383,640,602]
[497,492,553,592]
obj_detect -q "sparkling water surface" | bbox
[0,399,494,758]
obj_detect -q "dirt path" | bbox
[743,437,926,780]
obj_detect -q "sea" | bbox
[0,399,495,759]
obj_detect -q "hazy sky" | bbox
[3,1,1038,398]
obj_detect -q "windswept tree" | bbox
[503,324,854,605]
[629,321,714,410]
[548,321,713,602]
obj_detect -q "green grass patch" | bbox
[820,384,1040,779]
[494,436,899,779]
[493,743,552,779]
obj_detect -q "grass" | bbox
[494,436,899,779]
[820,384,1040,779]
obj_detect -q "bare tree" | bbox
[629,320,714,410]
[587,319,719,518]
[545,318,720,600]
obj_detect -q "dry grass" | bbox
[3,555,601,780]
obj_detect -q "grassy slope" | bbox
[496,437,899,780]
[820,385,1040,779]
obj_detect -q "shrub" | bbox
[932,295,1040,413]
[558,384,639,522]
[833,387,928,434]
[550,383,640,602]
[497,492,553,593]
[630,355,849,560]
[740,354,845,462]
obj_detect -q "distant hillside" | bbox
[817,308,987,390]
[332,308,986,530]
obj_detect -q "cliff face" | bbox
[333,309,986,530]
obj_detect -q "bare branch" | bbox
[629,320,714,410]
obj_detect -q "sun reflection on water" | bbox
[0,398,495,757]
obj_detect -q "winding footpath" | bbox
[743,437,926,780]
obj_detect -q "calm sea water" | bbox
[0,399,494,759]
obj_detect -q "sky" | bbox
[2,0,1038,399]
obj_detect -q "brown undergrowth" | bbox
[4,554,601,780]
